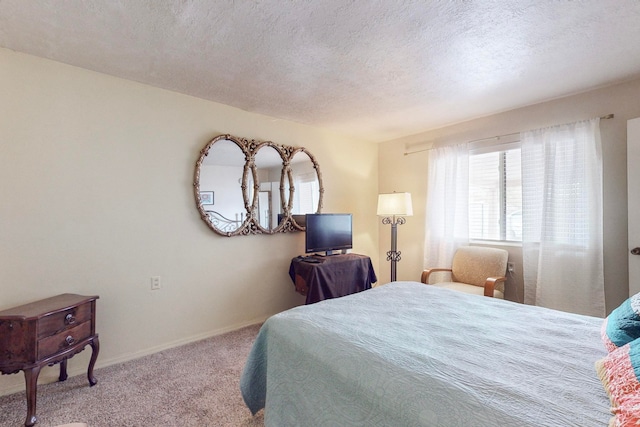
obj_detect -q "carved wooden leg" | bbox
[59,358,68,382]
[87,337,100,386]
[23,365,41,427]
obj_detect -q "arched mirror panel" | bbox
[194,134,323,236]
[288,148,324,230]
[252,143,287,233]
[194,135,251,236]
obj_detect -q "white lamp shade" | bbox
[377,192,413,216]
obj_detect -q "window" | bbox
[469,147,522,241]
[293,173,319,214]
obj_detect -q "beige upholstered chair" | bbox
[421,246,509,298]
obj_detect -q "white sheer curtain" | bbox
[521,118,605,317]
[424,144,469,271]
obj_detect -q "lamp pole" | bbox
[382,215,406,282]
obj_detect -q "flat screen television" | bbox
[305,213,353,255]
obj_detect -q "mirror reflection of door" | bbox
[254,145,284,231]
[258,191,271,229]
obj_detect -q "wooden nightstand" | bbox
[0,294,100,427]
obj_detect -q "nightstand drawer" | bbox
[38,302,92,339]
[38,320,91,359]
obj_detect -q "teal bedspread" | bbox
[240,281,610,426]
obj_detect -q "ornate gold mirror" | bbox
[194,134,323,236]
[194,135,250,236]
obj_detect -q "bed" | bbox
[240,281,612,426]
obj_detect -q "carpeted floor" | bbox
[0,324,264,427]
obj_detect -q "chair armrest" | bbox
[421,268,452,284]
[483,276,507,297]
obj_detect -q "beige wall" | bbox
[379,78,640,312]
[0,48,379,395]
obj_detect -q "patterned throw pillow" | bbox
[595,339,640,426]
[609,395,640,427]
[602,293,640,352]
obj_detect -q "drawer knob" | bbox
[65,335,75,346]
[65,313,76,325]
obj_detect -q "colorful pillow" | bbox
[602,293,640,352]
[610,395,640,427]
[595,339,640,426]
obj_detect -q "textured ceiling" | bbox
[2,1,640,142]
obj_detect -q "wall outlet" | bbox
[507,263,515,274]
[151,276,161,290]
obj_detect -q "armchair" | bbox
[421,246,509,298]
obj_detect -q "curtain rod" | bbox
[403,113,614,156]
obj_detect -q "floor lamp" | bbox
[377,192,413,282]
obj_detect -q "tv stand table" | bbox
[289,254,377,304]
